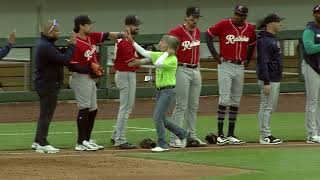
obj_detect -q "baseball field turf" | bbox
[0,112,317,179]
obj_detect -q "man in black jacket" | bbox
[256,13,284,145]
[31,19,76,153]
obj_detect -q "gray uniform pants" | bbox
[218,61,244,107]
[258,80,280,138]
[70,73,97,111]
[112,71,136,146]
[171,66,202,141]
[302,61,320,137]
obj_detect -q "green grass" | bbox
[127,147,320,180]
[0,112,306,150]
[0,112,315,179]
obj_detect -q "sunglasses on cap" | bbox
[48,19,59,33]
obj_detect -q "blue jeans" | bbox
[153,88,188,148]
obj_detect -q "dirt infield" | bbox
[0,93,305,122]
[0,93,306,179]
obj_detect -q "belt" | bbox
[178,63,198,69]
[223,59,244,65]
[157,85,175,91]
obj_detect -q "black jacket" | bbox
[256,31,283,85]
[34,34,75,89]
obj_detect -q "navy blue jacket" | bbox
[34,34,75,89]
[256,31,283,85]
[0,42,12,60]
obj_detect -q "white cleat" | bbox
[89,139,104,150]
[151,147,169,152]
[169,139,183,148]
[35,145,60,154]
[227,136,246,145]
[31,142,39,150]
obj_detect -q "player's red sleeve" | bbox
[89,32,104,44]
[113,40,124,62]
[248,25,257,45]
[168,27,181,40]
[207,20,225,37]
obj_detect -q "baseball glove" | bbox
[205,133,217,144]
[139,138,156,149]
[187,138,201,147]
[89,62,104,78]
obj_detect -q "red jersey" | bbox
[70,32,104,66]
[207,19,256,61]
[113,38,139,72]
[169,25,200,64]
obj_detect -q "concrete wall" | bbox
[0,0,319,37]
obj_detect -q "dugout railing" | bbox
[0,30,306,102]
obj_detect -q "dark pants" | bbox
[153,88,188,149]
[34,87,59,146]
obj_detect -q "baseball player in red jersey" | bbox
[69,15,124,151]
[205,5,256,145]
[110,15,141,149]
[168,7,207,148]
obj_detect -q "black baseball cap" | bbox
[234,5,248,16]
[186,6,202,17]
[313,4,320,14]
[74,15,95,26]
[263,13,285,25]
[125,15,142,26]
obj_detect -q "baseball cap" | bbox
[313,4,320,14]
[186,6,202,17]
[234,5,248,16]
[125,15,142,26]
[263,13,285,25]
[74,15,95,26]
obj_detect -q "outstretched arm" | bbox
[0,31,16,60]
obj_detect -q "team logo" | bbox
[181,40,200,51]
[225,35,249,44]
[84,45,97,60]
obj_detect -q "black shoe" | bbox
[110,139,115,145]
[260,135,283,145]
[118,142,138,149]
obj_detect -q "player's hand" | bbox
[213,54,221,64]
[263,85,271,95]
[68,32,77,45]
[8,31,16,44]
[125,27,133,42]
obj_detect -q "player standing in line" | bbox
[69,15,124,151]
[205,5,256,145]
[302,5,320,143]
[110,15,141,149]
[32,20,75,153]
[168,6,207,148]
[257,13,284,145]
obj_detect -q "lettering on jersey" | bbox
[225,35,249,44]
[181,40,200,51]
[84,45,97,61]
